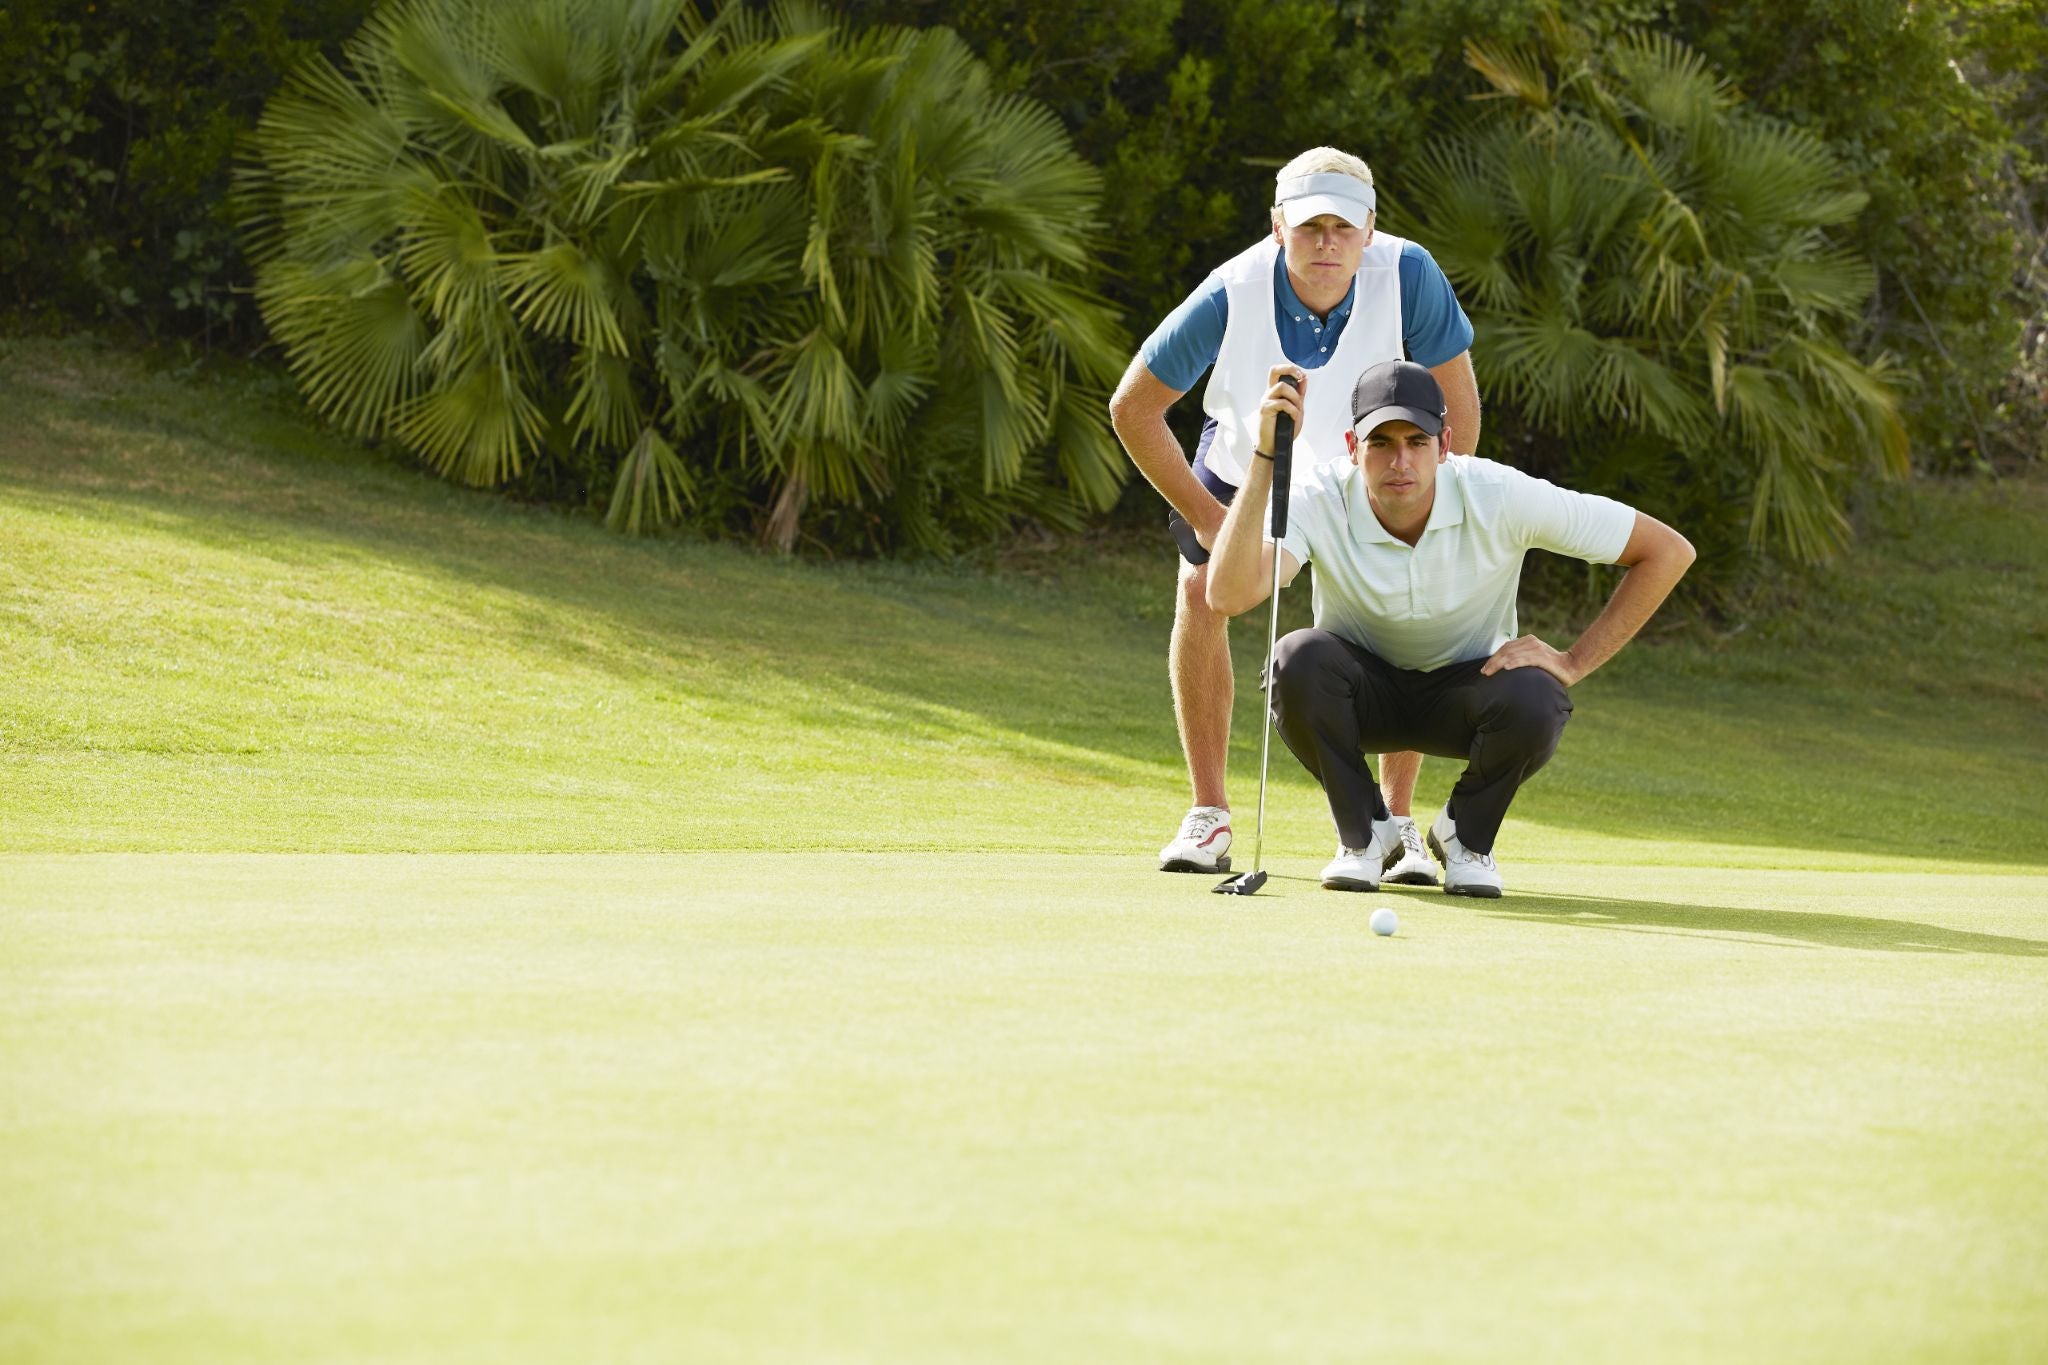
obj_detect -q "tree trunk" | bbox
[763,472,808,554]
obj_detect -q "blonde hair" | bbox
[1275,146,1375,191]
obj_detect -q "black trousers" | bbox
[1268,629,1572,855]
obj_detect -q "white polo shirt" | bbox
[1274,455,1637,672]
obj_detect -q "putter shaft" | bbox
[1247,375,1297,883]
[1219,374,1295,897]
[1251,537,1282,875]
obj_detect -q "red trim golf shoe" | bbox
[1160,805,1232,873]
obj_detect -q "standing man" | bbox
[1205,359,1695,895]
[1109,146,1480,880]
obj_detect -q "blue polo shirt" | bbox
[1139,241,1473,392]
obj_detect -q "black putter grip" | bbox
[1269,374,1299,538]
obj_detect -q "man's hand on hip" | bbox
[1480,635,1581,687]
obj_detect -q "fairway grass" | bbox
[4,336,2048,1360]
[5,853,2046,1363]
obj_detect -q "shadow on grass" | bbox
[1480,890,2048,957]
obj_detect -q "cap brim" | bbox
[1355,404,1444,437]
[1279,193,1372,229]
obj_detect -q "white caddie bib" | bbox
[1199,235,1407,487]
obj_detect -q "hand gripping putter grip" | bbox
[1215,374,1298,896]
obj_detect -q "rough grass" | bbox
[1,336,2045,1362]
[2,337,2043,866]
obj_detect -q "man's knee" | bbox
[1176,560,1230,629]
[1271,629,1356,707]
[1482,667,1572,758]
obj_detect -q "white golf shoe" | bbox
[1160,805,1232,873]
[1426,808,1504,898]
[1321,816,1402,892]
[1380,815,1440,886]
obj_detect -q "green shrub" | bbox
[1670,0,2038,472]
[239,0,1131,553]
[0,0,371,340]
[851,0,2037,492]
[840,1,1651,336]
[1405,24,1907,566]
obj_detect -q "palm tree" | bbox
[1402,21,1906,562]
[239,0,1129,552]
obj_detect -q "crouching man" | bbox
[1206,359,1696,896]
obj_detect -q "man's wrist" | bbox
[1253,449,1275,462]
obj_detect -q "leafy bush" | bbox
[9,0,2034,563]
[239,0,1130,553]
[1669,0,2039,472]
[851,0,2038,491]
[1405,24,1906,564]
[840,0,1649,340]
[0,0,371,340]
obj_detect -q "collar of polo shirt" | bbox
[1275,173,1377,229]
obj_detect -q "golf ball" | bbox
[1370,907,1398,937]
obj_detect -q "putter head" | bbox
[1213,870,1268,896]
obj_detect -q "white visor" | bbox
[1275,172,1376,228]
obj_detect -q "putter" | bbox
[1215,374,1297,896]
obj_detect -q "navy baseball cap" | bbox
[1351,360,1446,436]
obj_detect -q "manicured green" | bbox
[2,338,2045,1361]
[5,854,2046,1363]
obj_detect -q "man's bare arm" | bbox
[1430,350,1481,456]
[1108,357,1227,545]
[1205,369,1306,617]
[1482,513,1695,686]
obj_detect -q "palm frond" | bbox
[771,329,868,495]
[258,258,428,436]
[606,425,694,532]
[494,0,611,118]
[247,0,1128,553]
[863,328,934,441]
[988,270,1129,384]
[381,0,536,156]
[566,347,641,451]
[1608,31,1734,135]
[396,359,545,485]
[1051,384,1130,511]
[682,32,830,120]
[394,182,497,324]
[500,242,629,355]
[1779,335,1910,476]
[1765,247,1876,318]
[1465,40,1552,109]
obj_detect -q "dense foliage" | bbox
[1407,26,1907,564]
[0,0,372,340]
[239,0,1130,552]
[853,0,2042,485]
[842,1,1642,342]
[1671,0,2045,472]
[6,0,2041,565]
